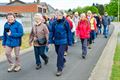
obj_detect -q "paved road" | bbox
[0,25,114,80]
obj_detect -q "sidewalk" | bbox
[89,22,120,80]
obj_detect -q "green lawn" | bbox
[110,43,120,80]
[0,33,30,56]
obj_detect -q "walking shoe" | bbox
[8,64,15,72]
[63,59,66,67]
[44,57,49,65]
[14,65,21,72]
[56,71,62,76]
[64,52,68,56]
[105,36,108,38]
[82,55,86,59]
[88,45,91,49]
[36,64,42,70]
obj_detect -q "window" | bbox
[38,8,42,13]
[43,9,46,13]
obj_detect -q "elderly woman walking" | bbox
[76,13,90,59]
[2,13,24,72]
[29,13,49,70]
[49,11,72,76]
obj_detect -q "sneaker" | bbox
[56,71,62,76]
[36,64,42,70]
[64,52,68,56]
[8,64,15,72]
[14,65,21,72]
[44,57,49,65]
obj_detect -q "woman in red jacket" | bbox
[76,13,90,59]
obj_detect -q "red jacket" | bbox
[66,18,73,30]
[76,19,90,39]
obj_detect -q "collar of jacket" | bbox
[35,22,42,26]
[8,20,16,25]
[57,17,65,23]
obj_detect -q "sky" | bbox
[0,0,110,10]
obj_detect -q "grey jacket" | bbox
[102,16,111,26]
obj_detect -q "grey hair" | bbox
[34,13,43,20]
[81,13,86,17]
[55,11,63,16]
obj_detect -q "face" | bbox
[81,15,86,20]
[34,15,42,23]
[105,13,108,16]
[75,14,78,17]
[67,16,71,19]
[7,15,15,24]
[56,14,63,19]
[87,13,91,17]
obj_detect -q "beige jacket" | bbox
[29,23,49,46]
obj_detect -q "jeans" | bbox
[103,25,109,37]
[98,27,102,34]
[34,46,48,65]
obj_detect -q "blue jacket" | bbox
[2,20,24,47]
[102,16,111,26]
[49,17,72,45]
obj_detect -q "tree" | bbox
[72,7,83,14]
[95,4,105,15]
[105,0,119,17]
[68,9,72,12]
[82,6,99,13]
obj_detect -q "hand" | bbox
[7,31,11,36]
[29,43,32,46]
[76,35,79,38]
[3,46,6,48]
[46,43,49,46]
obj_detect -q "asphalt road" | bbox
[0,25,113,80]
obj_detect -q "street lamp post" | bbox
[118,0,119,22]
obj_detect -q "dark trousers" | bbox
[34,46,48,65]
[72,32,75,44]
[55,44,66,71]
[81,39,88,56]
[65,45,68,52]
[88,30,96,44]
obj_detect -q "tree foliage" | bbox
[105,0,119,17]
[66,0,119,19]
[95,4,105,15]
[82,6,98,13]
[70,6,98,14]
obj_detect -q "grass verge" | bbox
[0,33,30,56]
[110,42,120,80]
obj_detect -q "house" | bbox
[0,0,55,14]
[0,0,56,33]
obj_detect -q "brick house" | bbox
[0,0,55,14]
[0,0,56,33]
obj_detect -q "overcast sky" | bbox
[0,0,110,10]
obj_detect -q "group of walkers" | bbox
[2,10,111,76]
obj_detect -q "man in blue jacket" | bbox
[49,11,72,76]
[2,13,24,72]
[102,12,111,38]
